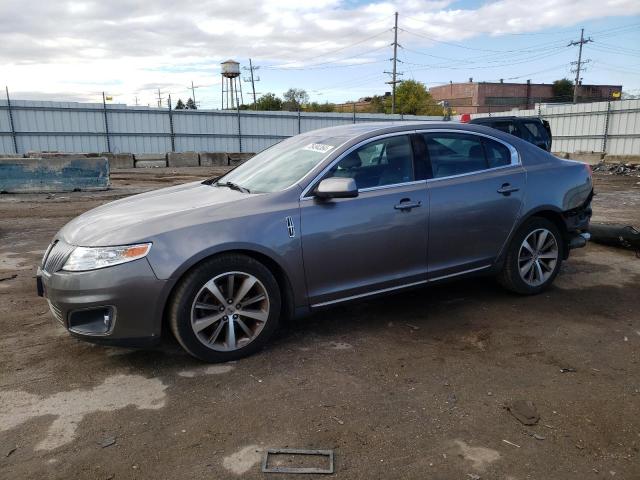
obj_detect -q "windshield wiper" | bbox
[216,181,251,194]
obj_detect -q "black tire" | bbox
[497,217,564,295]
[169,254,281,362]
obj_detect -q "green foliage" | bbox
[552,79,574,101]
[255,93,283,111]
[367,95,390,114]
[395,80,441,116]
[174,98,185,110]
[185,98,197,110]
[282,88,309,111]
[305,101,335,112]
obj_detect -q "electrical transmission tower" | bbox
[243,59,260,110]
[156,88,164,108]
[384,12,402,114]
[568,28,592,103]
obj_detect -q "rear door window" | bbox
[423,133,487,178]
[483,138,512,168]
[521,120,548,142]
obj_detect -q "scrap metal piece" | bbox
[262,448,334,474]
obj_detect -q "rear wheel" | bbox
[498,217,563,295]
[169,254,281,362]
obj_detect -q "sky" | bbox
[1,0,639,108]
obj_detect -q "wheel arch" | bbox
[159,247,296,338]
[497,206,569,268]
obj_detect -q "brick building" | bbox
[429,80,622,114]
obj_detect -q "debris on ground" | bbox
[100,437,116,448]
[6,446,17,457]
[502,439,521,448]
[593,162,640,177]
[0,274,18,282]
[589,223,640,254]
[505,400,540,425]
[261,448,334,474]
[467,474,481,480]
[560,368,577,373]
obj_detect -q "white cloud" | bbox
[1,0,638,105]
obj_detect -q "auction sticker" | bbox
[303,143,335,153]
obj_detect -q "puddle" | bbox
[223,445,263,475]
[0,374,167,450]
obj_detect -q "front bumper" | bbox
[37,258,167,347]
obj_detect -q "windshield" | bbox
[217,135,348,193]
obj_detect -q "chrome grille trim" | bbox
[47,300,65,325]
[43,241,75,273]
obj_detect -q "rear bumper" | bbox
[38,258,167,347]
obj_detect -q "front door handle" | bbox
[394,199,422,211]
[497,183,519,196]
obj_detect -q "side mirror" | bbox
[314,177,358,199]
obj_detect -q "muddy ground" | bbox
[0,168,639,480]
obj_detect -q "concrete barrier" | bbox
[168,151,199,167]
[101,153,134,169]
[134,153,167,168]
[0,157,109,193]
[228,152,255,166]
[567,152,605,165]
[199,152,229,167]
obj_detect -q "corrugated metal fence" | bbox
[470,99,640,155]
[0,99,439,155]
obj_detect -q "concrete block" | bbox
[135,159,167,168]
[134,153,167,168]
[603,154,640,165]
[27,152,99,158]
[199,152,229,167]
[168,151,199,167]
[101,153,134,169]
[567,152,605,165]
[0,157,109,193]
[228,152,255,166]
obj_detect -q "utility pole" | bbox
[243,59,260,109]
[568,28,592,103]
[134,96,139,106]
[384,12,402,114]
[190,80,198,106]
[156,88,164,108]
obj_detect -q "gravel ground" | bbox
[0,168,638,480]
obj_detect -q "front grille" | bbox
[43,240,75,273]
[47,300,65,325]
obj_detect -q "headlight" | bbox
[62,243,152,272]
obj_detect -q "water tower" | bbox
[220,59,243,109]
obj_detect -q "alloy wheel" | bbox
[518,228,559,287]
[190,271,270,351]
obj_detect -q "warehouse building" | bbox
[429,80,622,114]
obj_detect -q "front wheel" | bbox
[497,217,563,295]
[169,254,281,362]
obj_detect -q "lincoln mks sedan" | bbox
[37,122,593,362]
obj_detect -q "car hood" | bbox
[59,181,252,246]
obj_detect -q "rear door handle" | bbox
[497,183,519,196]
[394,199,422,211]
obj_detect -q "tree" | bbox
[305,101,335,112]
[552,79,574,102]
[174,98,185,110]
[367,94,390,113]
[395,80,441,116]
[186,98,197,110]
[282,88,309,111]
[255,93,283,111]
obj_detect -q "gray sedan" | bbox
[37,122,593,362]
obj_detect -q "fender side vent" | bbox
[286,216,295,238]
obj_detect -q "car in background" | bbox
[466,116,553,152]
[38,122,592,362]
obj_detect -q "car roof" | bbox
[299,121,476,138]
[470,116,542,122]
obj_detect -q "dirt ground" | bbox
[0,168,639,480]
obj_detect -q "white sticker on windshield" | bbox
[302,143,335,153]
